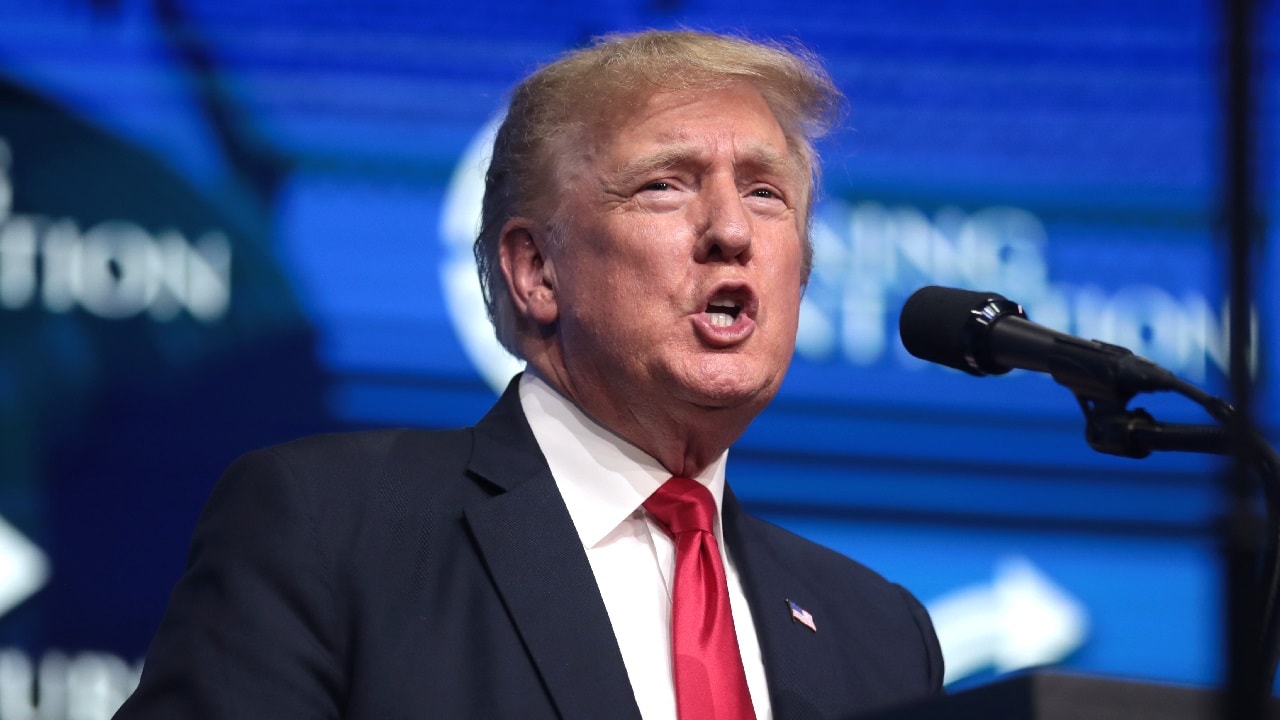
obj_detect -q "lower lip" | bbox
[692,312,756,347]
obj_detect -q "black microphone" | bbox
[898,285,1178,395]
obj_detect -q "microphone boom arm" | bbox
[1078,401,1233,459]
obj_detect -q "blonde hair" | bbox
[474,29,844,357]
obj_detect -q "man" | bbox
[115,30,943,720]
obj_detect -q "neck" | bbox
[523,362,749,478]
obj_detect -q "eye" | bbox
[748,185,788,202]
[643,181,672,192]
[743,183,791,216]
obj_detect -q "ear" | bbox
[498,219,559,326]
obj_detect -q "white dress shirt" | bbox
[519,372,772,720]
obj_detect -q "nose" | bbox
[694,175,752,264]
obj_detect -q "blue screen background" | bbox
[0,0,1274,714]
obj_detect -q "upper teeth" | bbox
[707,300,740,327]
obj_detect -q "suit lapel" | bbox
[463,380,643,720]
[723,488,838,720]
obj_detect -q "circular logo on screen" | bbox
[438,116,524,393]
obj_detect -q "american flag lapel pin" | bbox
[786,598,817,632]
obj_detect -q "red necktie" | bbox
[644,477,756,720]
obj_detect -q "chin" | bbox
[682,365,781,412]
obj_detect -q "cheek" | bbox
[762,254,806,341]
[599,228,688,293]
[763,239,806,296]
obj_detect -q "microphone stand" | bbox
[1222,0,1267,714]
[1058,367,1280,711]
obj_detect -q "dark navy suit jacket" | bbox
[115,380,944,719]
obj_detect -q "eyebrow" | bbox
[735,142,799,179]
[611,144,704,187]
[611,142,801,188]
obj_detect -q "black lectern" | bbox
[856,672,1280,720]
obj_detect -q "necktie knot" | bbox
[644,476,716,536]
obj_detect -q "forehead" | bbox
[589,83,794,168]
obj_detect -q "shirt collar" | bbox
[518,372,729,549]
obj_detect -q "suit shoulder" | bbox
[743,514,895,589]
[241,427,473,477]
[216,427,481,517]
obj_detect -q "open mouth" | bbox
[705,298,743,328]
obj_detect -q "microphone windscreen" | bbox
[898,286,1012,374]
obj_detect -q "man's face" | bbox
[541,82,807,428]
